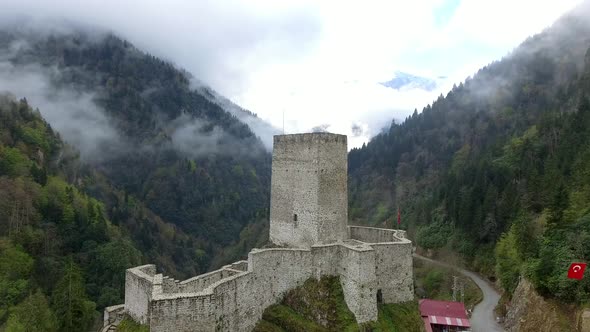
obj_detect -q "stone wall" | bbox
[147,248,314,332]
[114,132,415,331]
[229,260,248,271]
[349,225,406,243]
[125,264,156,324]
[372,243,414,303]
[348,226,413,304]
[269,133,348,247]
[310,244,343,277]
[339,242,378,322]
[103,304,125,327]
[150,291,216,331]
[120,235,412,331]
[175,267,241,293]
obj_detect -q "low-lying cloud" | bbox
[0,59,122,161]
[2,0,587,152]
[192,81,280,150]
[0,30,274,160]
[168,113,263,158]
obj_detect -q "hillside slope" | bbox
[253,276,424,332]
[0,94,171,330]
[0,25,273,274]
[349,1,590,306]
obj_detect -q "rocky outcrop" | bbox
[504,278,574,331]
[580,309,590,332]
[102,304,125,332]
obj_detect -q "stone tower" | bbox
[269,133,348,247]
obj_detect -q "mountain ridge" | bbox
[349,1,590,313]
[0,25,273,276]
[380,71,439,91]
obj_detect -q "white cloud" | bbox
[0,61,122,161]
[1,0,585,148]
[233,0,584,148]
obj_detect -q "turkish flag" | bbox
[567,262,587,280]
[397,208,401,226]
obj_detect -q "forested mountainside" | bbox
[349,2,590,304]
[0,27,272,276]
[0,95,165,330]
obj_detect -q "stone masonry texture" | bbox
[112,133,414,331]
[269,133,348,247]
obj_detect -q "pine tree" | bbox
[5,290,57,332]
[51,257,95,332]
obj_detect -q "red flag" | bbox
[397,208,401,226]
[567,262,587,280]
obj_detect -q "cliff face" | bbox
[582,310,590,332]
[503,278,576,331]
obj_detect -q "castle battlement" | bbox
[273,132,347,144]
[270,133,348,248]
[120,226,412,331]
[110,133,414,332]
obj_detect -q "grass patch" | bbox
[253,318,287,332]
[253,276,359,332]
[254,276,425,332]
[117,316,149,332]
[256,304,326,332]
[372,301,424,332]
[283,276,358,330]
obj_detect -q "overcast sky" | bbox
[2,0,584,148]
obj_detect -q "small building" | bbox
[419,299,471,332]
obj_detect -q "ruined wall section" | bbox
[149,291,217,331]
[228,260,248,271]
[316,134,348,244]
[122,229,413,331]
[372,243,414,303]
[339,243,378,323]
[348,226,413,304]
[175,268,241,293]
[125,264,156,324]
[349,226,406,243]
[269,134,348,247]
[147,249,314,332]
[269,134,319,248]
[311,244,343,277]
[232,248,313,331]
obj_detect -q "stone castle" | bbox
[103,133,413,332]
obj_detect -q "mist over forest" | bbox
[1,1,590,331]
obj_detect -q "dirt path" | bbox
[413,254,504,332]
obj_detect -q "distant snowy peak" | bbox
[380,71,439,91]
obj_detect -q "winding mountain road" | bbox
[413,254,504,332]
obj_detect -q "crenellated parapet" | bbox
[116,230,413,332]
[273,132,347,145]
[112,133,414,331]
[348,225,408,243]
[270,133,348,248]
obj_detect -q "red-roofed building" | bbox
[419,299,471,332]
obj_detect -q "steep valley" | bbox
[2,2,590,331]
